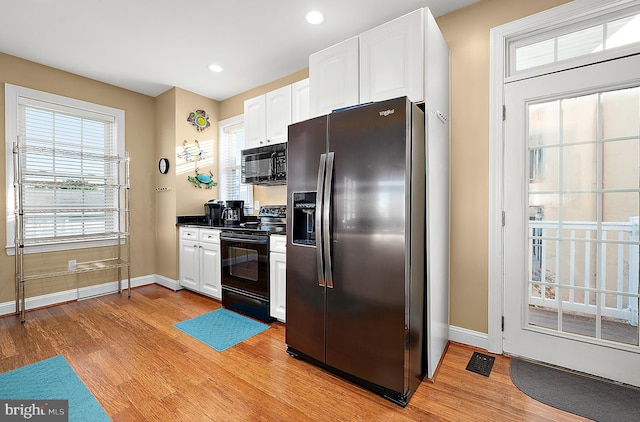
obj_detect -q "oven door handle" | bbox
[220,235,269,245]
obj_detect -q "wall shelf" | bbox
[13,141,131,322]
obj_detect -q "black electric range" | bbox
[219,205,286,322]
[222,205,286,235]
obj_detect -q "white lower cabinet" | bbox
[179,227,221,300]
[270,235,287,322]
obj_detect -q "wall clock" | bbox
[158,158,170,174]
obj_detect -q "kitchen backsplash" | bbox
[252,185,287,214]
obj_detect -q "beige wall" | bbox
[212,0,574,334]
[175,89,220,216]
[1,0,576,335]
[436,0,570,333]
[155,88,179,280]
[154,87,221,280]
[0,52,156,302]
[218,68,309,211]
[219,69,309,121]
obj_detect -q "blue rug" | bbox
[0,355,110,421]
[174,308,269,352]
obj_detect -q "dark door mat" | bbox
[466,351,495,377]
[511,357,640,422]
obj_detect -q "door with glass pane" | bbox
[503,54,640,387]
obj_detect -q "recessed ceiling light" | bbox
[208,64,223,73]
[306,11,324,25]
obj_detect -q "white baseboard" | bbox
[154,275,182,291]
[2,281,494,356]
[0,274,172,316]
[449,325,489,351]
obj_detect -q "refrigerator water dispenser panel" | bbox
[292,192,316,246]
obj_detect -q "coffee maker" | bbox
[222,200,245,226]
[204,199,225,226]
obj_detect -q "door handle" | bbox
[323,152,334,289]
[316,154,327,287]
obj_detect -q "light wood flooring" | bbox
[0,284,588,421]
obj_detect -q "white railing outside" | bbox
[529,216,639,326]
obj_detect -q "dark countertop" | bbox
[176,215,208,227]
[176,215,260,227]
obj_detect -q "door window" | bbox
[527,87,639,345]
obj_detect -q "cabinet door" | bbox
[309,36,359,117]
[291,78,310,123]
[269,252,287,322]
[359,8,424,103]
[179,239,199,291]
[200,243,222,300]
[265,85,292,145]
[244,95,266,149]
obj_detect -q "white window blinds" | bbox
[218,117,253,213]
[17,101,119,240]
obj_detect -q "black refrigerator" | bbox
[286,97,426,407]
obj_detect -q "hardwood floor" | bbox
[0,285,587,421]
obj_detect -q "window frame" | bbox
[5,84,125,255]
[218,114,253,214]
[505,1,640,83]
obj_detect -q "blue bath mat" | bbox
[173,308,269,352]
[0,355,110,421]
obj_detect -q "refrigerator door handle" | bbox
[323,152,335,289]
[316,153,327,287]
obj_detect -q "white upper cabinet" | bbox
[309,36,359,117]
[244,84,296,149]
[309,9,434,114]
[265,85,292,145]
[291,78,310,123]
[360,9,424,103]
[244,95,266,149]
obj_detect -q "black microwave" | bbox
[241,143,287,185]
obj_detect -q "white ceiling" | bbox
[0,0,478,101]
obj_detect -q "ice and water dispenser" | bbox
[292,192,316,246]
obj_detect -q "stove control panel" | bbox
[258,205,287,218]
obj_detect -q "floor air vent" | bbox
[466,351,495,377]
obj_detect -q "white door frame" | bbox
[487,0,640,354]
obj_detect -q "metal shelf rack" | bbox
[13,141,131,322]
